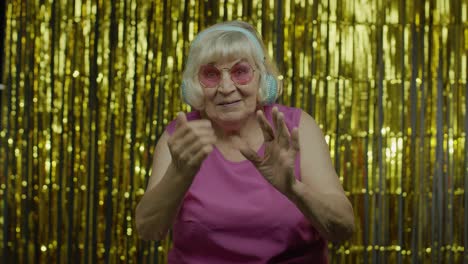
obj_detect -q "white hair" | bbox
[181,21,282,110]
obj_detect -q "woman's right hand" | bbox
[167,112,216,178]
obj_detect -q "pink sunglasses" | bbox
[198,61,255,88]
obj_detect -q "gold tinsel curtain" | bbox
[0,0,466,263]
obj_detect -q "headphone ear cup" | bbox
[181,81,188,103]
[264,74,278,104]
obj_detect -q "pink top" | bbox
[165,104,328,263]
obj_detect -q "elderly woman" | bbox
[135,21,354,263]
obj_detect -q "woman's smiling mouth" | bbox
[218,100,241,106]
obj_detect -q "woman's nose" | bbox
[218,71,236,93]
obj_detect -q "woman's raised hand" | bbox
[167,112,216,178]
[239,107,300,196]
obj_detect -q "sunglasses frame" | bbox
[198,61,256,88]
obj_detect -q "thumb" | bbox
[233,136,262,165]
[175,112,187,128]
[291,128,300,151]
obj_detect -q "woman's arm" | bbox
[239,108,355,243]
[135,131,190,241]
[135,113,215,241]
[290,110,355,242]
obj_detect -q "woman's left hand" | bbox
[239,107,300,196]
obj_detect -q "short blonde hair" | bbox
[181,21,282,110]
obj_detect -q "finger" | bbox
[171,112,189,139]
[169,125,215,154]
[232,135,263,166]
[239,145,263,166]
[272,106,279,133]
[169,125,189,146]
[188,144,214,167]
[256,110,275,142]
[171,121,214,143]
[176,137,199,160]
[174,112,213,132]
[175,112,187,128]
[272,108,288,146]
[170,130,195,149]
[276,112,291,148]
[188,119,213,129]
[184,136,216,157]
[175,121,213,136]
[190,127,216,140]
[290,127,300,155]
[186,140,204,156]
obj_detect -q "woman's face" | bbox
[200,57,260,128]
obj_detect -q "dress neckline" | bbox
[212,144,265,165]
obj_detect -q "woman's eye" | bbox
[205,70,219,78]
[233,68,248,76]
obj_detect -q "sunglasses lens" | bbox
[198,62,254,88]
[199,65,221,88]
[230,62,254,85]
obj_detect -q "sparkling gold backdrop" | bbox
[0,0,466,263]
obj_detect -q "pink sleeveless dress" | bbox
[165,104,328,263]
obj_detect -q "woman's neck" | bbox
[212,113,262,150]
[213,113,258,141]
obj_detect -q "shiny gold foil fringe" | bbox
[0,0,466,263]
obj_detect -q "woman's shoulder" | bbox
[264,103,303,130]
[273,103,302,115]
[165,110,201,134]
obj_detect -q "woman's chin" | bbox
[217,113,244,124]
[205,101,257,130]
[214,112,250,129]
